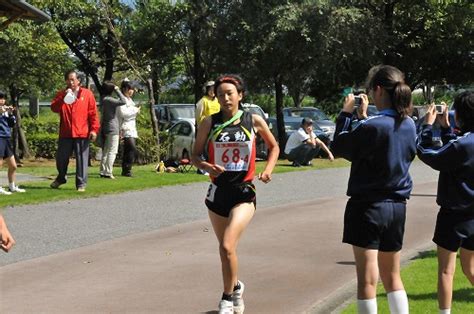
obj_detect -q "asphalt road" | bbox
[0,160,441,313]
[1,160,438,267]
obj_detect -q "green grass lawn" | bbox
[0,157,349,208]
[341,251,474,313]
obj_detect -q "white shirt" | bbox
[118,97,139,138]
[284,127,315,154]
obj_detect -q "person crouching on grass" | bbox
[0,91,25,195]
[284,117,334,167]
[417,91,474,314]
[191,74,279,314]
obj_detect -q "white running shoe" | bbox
[218,300,234,314]
[9,186,26,193]
[0,187,12,195]
[232,280,245,313]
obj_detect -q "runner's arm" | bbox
[191,117,225,176]
[253,114,279,183]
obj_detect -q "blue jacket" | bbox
[0,112,15,138]
[331,109,416,201]
[417,125,474,212]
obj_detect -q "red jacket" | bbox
[51,87,100,138]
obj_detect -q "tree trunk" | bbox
[103,28,114,83]
[152,68,160,104]
[290,87,302,108]
[54,22,103,96]
[274,75,286,157]
[8,85,30,161]
[423,83,434,103]
[192,26,204,103]
[147,79,160,147]
[382,2,396,65]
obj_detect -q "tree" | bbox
[128,0,187,103]
[223,0,328,153]
[0,20,73,159]
[40,0,132,95]
[329,0,474,96]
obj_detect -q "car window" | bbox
[178,123,192,136]
[285,121,301,131]
[169,123,182,136]
[169,107,194,120]
[244,107,264,118]
[289,109,329,121]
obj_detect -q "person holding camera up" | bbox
[0,91,25,195]
[331,65,416,314]
[417,92,474,314]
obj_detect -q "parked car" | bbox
[167,119,195,162]
[282,107,335,140]
[352,104,379,118]
[268,116,331,157]
[241,103,269,160]
[154,103,195,130]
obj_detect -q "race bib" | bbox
[214,141,251,171]
[206,183,217,202]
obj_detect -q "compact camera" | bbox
[435,104,445,114]
[354,95,362,106]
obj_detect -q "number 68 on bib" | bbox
[214,142,252,171]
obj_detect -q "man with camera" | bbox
[284,117,334,167]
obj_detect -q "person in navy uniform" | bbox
[417,91,474,314]
[191,74,279,314]
[331,65,416,314]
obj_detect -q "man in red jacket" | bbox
[50,70,100,192]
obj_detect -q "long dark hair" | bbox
[101,81,115,96]
[453,91,474,133]
[366,65,412,119]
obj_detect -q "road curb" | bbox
[305,241,436,314]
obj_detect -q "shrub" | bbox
[27,133,57,159]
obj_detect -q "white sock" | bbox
[439,309,451,314]
[8,182,15,190]
[387,290,409,314]
[357,298,377,314]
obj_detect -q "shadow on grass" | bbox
[410,250,437,260]
[20,185,54,191]
[408,288,473,303]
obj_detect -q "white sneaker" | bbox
[0,187,12,195]
[9,186,26,193]
[218,300,234,314]
[232,281,245,314]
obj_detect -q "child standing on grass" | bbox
[331,65,416,314]
[417,91,474,314]
[0,91,25,195]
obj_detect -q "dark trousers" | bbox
[55,138,90,188]
[287,144,320,165]
[122,137,136,175]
